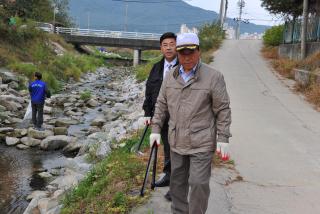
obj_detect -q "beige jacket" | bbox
[151,62,232,155]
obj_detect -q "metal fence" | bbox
[56,27,161,41]
[283,15,320,43]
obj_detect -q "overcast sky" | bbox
[184,0,283,26]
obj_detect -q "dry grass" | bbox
[299,52,320,72]
[261,46,278,59]
[306,84,320,109]
[262,47,320,109]
[272,58,298,78]
[262,46,298,78]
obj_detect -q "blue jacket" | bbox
[29,80,49,104]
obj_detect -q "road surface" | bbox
[132,40,320,214]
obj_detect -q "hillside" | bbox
[68,0,269,34]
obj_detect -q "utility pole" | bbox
[301,0,309,59]
[125,3,128,31]
[223,0,228,25]
[236,0,245,40]
[219,0,225,27]
[52,3,58,33]
[53,3,56,26]
[87,11,90,29]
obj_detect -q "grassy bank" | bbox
[61,129,156,213]
[0,18,106,92]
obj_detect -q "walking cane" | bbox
[151,141,158,190]
[140,141,158,197]
[131,124,149,155]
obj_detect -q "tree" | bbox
[52,0,73,26]
[1,0,72,26]
[261,0,318,17]
[261,0,303,17]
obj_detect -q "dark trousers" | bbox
[170,151,213,214]
[161,120,170,175]
[31,103,44,128]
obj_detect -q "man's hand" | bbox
[144,117,151,125]
[149,133,160,148]
[216,142,230,161]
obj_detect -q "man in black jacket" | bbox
[143,32,178,200]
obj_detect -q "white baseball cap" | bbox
[176,33,199,51]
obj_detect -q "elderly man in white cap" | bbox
[149,32,232,214]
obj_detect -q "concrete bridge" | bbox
[56,27,161,66]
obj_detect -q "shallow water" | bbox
[0,144,68,213]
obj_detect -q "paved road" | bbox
[132,40,320,214]
[209,40,320,214]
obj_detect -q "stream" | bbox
[0,66,120,213]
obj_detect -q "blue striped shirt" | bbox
[179,65,197,83]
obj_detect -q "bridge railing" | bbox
[56,27,161,40]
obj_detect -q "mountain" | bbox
[68,0,269,34]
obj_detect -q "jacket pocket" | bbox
[190,121,214,149]
[168,121,176,147]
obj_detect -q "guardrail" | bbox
[56,27,161,40]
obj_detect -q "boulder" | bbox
[0,95,25,104]
[28,128,54,140]
[54,118,79,127]
[86,99,99,107]
[0,127,14,134]
[21,137,41,147]
[6,137,20,146]
[53,127,68,135]
[10,129,28,138]
[0,68,18,83]
[96,141,111,159]
[62,141,81,155]
[7,88,22,97]
[44,106,53,114]
[38,198,59,214]
[26,190,49,201]
[8,81,19,90]
[0,100,23,111]
[50,169,84,190]
[16,144,29,150]
[40,135,77,150]
[0,104,6,111]
[90,117,106,127]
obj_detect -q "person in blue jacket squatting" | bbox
[29,72,51,131]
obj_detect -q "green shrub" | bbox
[42,71,59,92]
[198,22,224,52]
[134,56,161,82]
[80,90,92,100]
[8,62,37,79]
[263,25,284,46]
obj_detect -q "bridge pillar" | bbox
[133,49,142,67]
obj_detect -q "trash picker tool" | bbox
[140,141,158,197]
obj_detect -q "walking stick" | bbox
[151,143,158,190]
[131,124,149,155]
[140,141,158,197]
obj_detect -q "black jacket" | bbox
[143,57,178,117]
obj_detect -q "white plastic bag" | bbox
[23,101,32,120]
